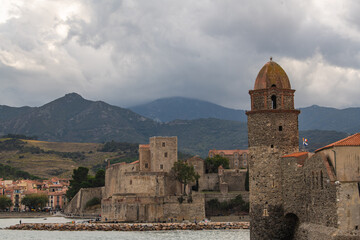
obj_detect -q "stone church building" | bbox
[247,60,360,239]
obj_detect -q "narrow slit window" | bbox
[271,95,277,109]
[279,126,283,131]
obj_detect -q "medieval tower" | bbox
[247,59,300,239]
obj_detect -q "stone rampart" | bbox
[64,187,103,216]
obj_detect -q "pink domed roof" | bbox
[254,60,291,90]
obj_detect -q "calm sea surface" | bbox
[0,217,250,240]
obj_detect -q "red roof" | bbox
[139,144,150,149]
[281,152,309,158]
[315,133,360,152]
[209,149,248,156]
[130,160,139,165]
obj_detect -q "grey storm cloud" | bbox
[0,0,359,110]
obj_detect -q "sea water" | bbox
[0,218,250,240]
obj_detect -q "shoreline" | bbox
[6,222,250,231]
[0,212,53,219]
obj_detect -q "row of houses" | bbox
[0,177,69,211]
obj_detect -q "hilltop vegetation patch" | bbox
[0,163,41,180]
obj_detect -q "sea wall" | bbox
[7,222,249,231]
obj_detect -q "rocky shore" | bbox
[7,222,250,231]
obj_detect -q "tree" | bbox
[204,155,230,173]
[0,195,12,210]
[66,167,90,200]
[21,194,48,211]
[66,167,106,200]
[172,161,200,196]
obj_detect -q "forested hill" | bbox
[0,93,355,156]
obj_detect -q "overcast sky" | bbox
[1,0,360,110]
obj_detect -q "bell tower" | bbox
[246,59,300,239]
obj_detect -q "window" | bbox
[271,95,277,109]
[263,208,269,217]
[279,126,283,131]
[130,180,132,185]
[164,152,168,158]
[162,142,166,147]
[160,164,163,170]
[145,163,148,168]
[271,145,274,148]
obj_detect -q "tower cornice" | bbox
[246,109,300,116]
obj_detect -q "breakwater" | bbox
[7,222,249,231]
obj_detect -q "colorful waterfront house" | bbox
[208,149,249,169]
[48,190,67,211]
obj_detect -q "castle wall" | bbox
[104,163,134,199]
[64,187,103,216]
[222,169,246,191]
[281,153,338,228]
[204,191,249,203]
[101,194,205,222]
[199,173,218,191]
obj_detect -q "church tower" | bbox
[246,59,300,239]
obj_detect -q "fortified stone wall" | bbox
[199,173,219,191]
[64,187,103,216]
[222,169,247,191]
[204,191,249,203]
[101,194,205,222]
[281,153,338,228]
[104,163,134,199]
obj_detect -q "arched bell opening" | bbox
[271,95,277,109]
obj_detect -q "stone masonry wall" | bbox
[64,187,103,216]
[281,153,338,228]
[150,136,177,173]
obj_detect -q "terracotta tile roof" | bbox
[130,160,139,165]
[281,152,309,158]
[139,144,150,148]
[315,133,360,152]
[208,149,248,156]
[186,156,204,162]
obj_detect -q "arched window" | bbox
[271,95,277,109]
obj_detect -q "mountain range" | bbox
[130,97,360,133]
[0,93,357,156]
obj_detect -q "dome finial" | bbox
[270,57,273,61]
